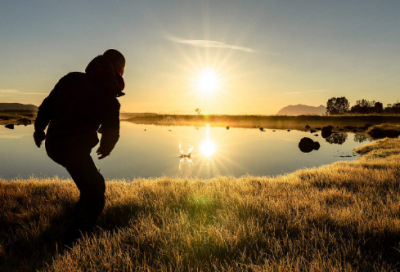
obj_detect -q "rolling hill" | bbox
[277,104,326,116]
[0,103,38,111]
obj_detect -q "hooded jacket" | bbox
[34,55,123,154]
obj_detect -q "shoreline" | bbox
[2,112,400,132]
[1,137,400,271]
[122,113,400,131]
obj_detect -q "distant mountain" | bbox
[0,103,38,111]
[277,104,326,116]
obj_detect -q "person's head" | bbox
[103,49,126,76]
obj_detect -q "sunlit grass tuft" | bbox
[1,138,400,271]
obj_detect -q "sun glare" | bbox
[197,69,219,94]
[200,140,216,157]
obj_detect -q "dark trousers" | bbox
[46,137,105,242]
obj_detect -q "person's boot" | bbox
[62,228,82,249]
[62,211,98,248]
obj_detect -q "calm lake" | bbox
[0,122,372,180]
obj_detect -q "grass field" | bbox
[1,137,400,271]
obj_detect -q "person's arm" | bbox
[96,99,120,159]
[33,76,64,147]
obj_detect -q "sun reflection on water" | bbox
[177,126,228,177]
[200,140,216,157]
[200,126,217,157]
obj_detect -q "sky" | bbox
[1,0,400,115]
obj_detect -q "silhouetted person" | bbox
[33,49,126,246]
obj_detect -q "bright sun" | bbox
[197,69,219,94]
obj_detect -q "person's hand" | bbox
[33,130,46,148]
[96,146,110,160]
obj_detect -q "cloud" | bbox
[0,89,46,95]
[168,37,256,53]
[285,90,327,95]
[0,89,19,94]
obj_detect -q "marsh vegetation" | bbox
[0,110,36,125]
[122,112,400,131]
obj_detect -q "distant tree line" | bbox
[326,97,400,115]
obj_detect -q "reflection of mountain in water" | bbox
[353,133,370,143]
[325,133,348,145]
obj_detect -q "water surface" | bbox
[0,122,371,180]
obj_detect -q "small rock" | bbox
[5,124,14,129]
[310,129,316,133]
[299,137,320,153]
[314,134,318,137]
[259,127,264,131]
[321,127,332,138]
[226,126,229,130]
[287,129,290,132]
[305,125,310,129]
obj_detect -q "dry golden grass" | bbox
[1,138,400,271]
[366,123,400,133]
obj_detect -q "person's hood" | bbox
[85,55,125,97]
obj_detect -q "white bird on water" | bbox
[179,143,193,157]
